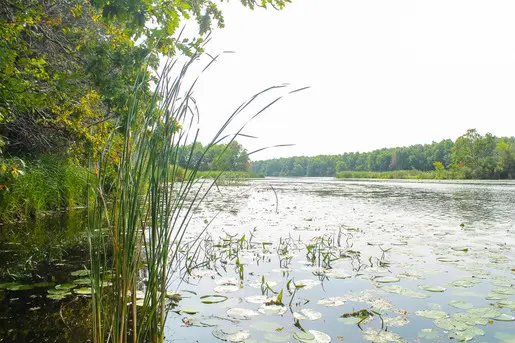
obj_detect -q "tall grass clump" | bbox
[88,52,301,343]
[336,170,436,180]
[0,156,89,221]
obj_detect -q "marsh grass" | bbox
[88,52,303,343]
[0,156,89,221]
[336,170,439,180]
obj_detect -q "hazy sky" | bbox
[187,0,515,160]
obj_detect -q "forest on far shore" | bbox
[251,129,515,179]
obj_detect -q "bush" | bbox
[0,156,89,222]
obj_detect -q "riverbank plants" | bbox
[336,170,437,180]
[0,156,89,222]
[88,53,298,343]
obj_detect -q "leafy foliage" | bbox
[0,0,290,158]
[178,140,250,172]
[252,129,515,179]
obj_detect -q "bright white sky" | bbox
[186,0,515,160]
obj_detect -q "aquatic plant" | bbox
[87,52,302,343]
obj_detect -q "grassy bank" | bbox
[190,170,265,179]
[336,169,461,180]
[0,156,89,222]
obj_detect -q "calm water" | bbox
[167,178,515,342]
[1,178,515,342]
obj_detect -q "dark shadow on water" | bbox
[0,211,91,343]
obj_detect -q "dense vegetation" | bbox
[252,129,515,179]
[178,141,251,172]
[0,0,287,221]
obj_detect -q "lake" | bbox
[1,178,515,342]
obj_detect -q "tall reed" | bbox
[88,52,301,343]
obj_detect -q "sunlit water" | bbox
[1,178,515,342]
[165,178,515,343]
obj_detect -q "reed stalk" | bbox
[88,51,302,343]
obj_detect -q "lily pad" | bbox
[415,310,448,319]
[55,283,76,291]
[73,278,91,285]
[47,293,71,300]
[180,308,199,314]
[494,313,515,321]
[375,276,400,283]
[486,293,508,300]
[452,312,488,326]
[492,280,513,287]
[317,297,345,307]
[434,318,469,331]
[212,328,250,342]
[383,316,409,327]
[264,332,291,342]
[214,285,239,293]
[183,315,235,327]
[420,285,446,292]
[245,295,271,304]
[448,300,473,310]
[71,269,90,277]
[227,308,260,320]
[294,330,331,343]
[1,283,34,291]
[47,288,70,295]
[467,307,501,319]
[497,301,515,310]
[74,287,93,295]
[363,329,401,343]
[437,257,460,263]
[293,308,322,320]
[325,269,352,279]
[492,288,515,295]
[201,295,228,304]
[450,326,484,342]
[382,285,428,299]
[258,304,287,315]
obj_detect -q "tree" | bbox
[452,129,497,178]
[495,140,515,179]
[433,161,444,179]
[0,0,291,159]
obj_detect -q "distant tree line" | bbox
[178,141,250,172]
[251,129,515,179]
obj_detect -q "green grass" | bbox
[0,156,89,222]
[335,170,459,180]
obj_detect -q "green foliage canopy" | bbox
[252,129,515,179]
[0,0,290,158]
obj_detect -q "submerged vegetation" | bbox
[252,129,515,179]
